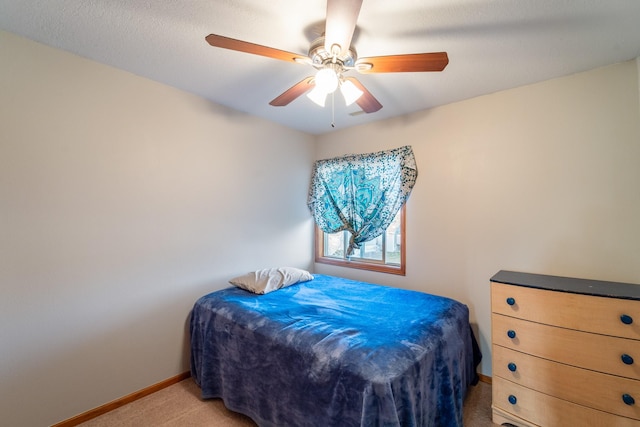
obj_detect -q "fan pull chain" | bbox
[331,91,335,128]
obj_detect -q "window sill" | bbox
[315,255,406,276]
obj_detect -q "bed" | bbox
[190,273,480,427]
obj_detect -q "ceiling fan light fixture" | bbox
[307,86,328,107]
[314,67,339,93]
[340,79,363,106]
[205,0,450,119]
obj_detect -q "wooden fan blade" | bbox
[324,0,362,57]
[344,77,382,113]
[269,77,315,106]
[205,34,308,63]
[356,52,449,73]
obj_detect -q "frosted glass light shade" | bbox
[340,80,363,106]
[314,68,339,93]
[307,86,327,107]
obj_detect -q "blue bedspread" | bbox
[190,274,479,427]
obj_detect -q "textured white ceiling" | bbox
[2,0,640,135]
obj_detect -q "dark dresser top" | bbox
[491,270,640,301]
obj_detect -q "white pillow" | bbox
[229,267,314,294]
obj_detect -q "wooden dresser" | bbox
[490,270,640,426]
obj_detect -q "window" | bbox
[315,206,405,275]
[308,146,416,276]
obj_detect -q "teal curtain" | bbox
[308,146,418,255]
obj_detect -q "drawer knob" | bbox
[508,394,517,405]
[622,354,635,365]
[506,297,516,306]
[621,314,634,325]
[508,362,517,372]
[623,394,635,406]
[507,330,517,339]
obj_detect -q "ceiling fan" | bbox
[205,0,449,114]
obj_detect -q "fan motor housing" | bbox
[308,37,357,68]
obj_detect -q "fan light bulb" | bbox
[340,79,363,106]
[314,68,339,94]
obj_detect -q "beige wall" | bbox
[0,31,315,426]
[315,59,640,378]
[637,57,640,115]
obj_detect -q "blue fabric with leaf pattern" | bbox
[308,146,417,255]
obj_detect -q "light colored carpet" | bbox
[79,378,499,426]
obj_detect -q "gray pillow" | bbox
[229,267,313,294]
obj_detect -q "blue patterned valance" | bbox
[308,146,418,255]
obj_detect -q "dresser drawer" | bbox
[492,376,640,427]
[492,313,640,379]
[494,345,640,420]
[492,282,640,339]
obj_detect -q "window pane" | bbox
[385,211,402,265]
[350,235,383,261]
[315,205,405,276]
[324,232,345,258]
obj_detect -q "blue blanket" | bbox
[190,274,479,426]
